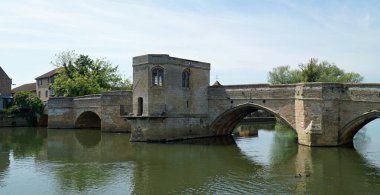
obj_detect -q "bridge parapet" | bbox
[73,96,101,108]
[209,84,296,99]
[345,84,380,102]
[101,91,132,106]
[292,83,380,101]
[48,97,74,108]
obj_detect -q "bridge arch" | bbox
[210,103,295,136]
[339,110,380,145]
[75,111,101,129]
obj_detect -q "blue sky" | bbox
[1,0,379,87]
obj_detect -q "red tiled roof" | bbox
[35,68,57,79]
[12,83,36,93]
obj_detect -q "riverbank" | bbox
[0,113,47,127]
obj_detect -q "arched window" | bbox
[182,69,190,88]
[152,67,164,86]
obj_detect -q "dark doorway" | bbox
[137,97,143,116]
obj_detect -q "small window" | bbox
[152,67,164,86]
[37,80,42,86]
[38,91,41,98]
[50,76,55,84]
[45,90,48,97]
[182,69,190,88]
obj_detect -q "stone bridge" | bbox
[208,83,380,146]
[47,54,380,147]
[48,91,132,132]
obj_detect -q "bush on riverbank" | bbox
[1,91,44,126]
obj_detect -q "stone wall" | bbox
[132,54,210,117]
[130,117,210,141]
[101,91,132,132]
[147,64,210,117]
[0,113,31,127]
[132,64,150,115]
[48,97,75,128]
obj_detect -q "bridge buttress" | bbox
[294,84,342,146]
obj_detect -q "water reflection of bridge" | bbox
[1,127,380,194]
[47,127,380,194]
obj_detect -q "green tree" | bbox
[4,91,45,125]
[299,58,322,82]
[268,58,363,84]
[52,51,132,97]
[9,91,44,115]
[267,65,303,84]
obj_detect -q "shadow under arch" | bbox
[339,110,380,145]
[210,103,295,136]
[75,111,101,129]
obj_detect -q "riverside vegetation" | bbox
[268,58,363,84]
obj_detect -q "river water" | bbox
[1,121,380,194]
